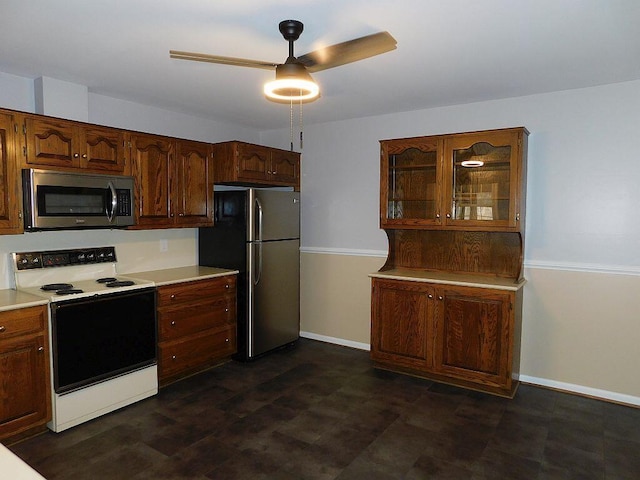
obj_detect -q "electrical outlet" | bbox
[159,239,168,252]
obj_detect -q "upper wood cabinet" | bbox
[380,127,528,232]
[212,141,300,190]
[130,133,213,229]
[174,140,213,227]
[21,115,129,174]
[0,112,22,234]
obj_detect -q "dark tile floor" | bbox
[10,338,640,479]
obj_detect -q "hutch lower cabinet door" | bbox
[432,284,519,396]
[370,278,434,371]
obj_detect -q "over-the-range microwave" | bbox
[22,168,135,230]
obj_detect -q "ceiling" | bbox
[1,0,639,131]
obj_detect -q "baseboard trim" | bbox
[300,333,640,406]
[519,375,640,407]
[300,331,370,351]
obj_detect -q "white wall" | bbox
[262,79,640,403]
[263,80,640,270]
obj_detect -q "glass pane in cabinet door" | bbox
[452,142,511,222]
[388,148,437,221]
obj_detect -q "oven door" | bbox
[50,288,156,394]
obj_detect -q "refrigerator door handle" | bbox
[254,241,263,285]
[255,197,263,242]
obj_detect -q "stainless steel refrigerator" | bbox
[199,187,300,361]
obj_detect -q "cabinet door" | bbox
[371,278,434,370]
[0,113,22,234]
[270,149,300,187]
[443,130,522,230]
[380,137,443,228]
[433,285,513,390]
[80,126,128,174]
[235,143,270,182]
[130,133,174,228]
[24,116,78,168]
[174,140,212,226]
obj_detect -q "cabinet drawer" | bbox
[0,306,47,340]
[157,276,236,306]
[158,298,235,341]
[159,326,236,379]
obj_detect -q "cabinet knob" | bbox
[438,296,443,301]
[172,355,176,360]
[170,294,176,299]
[428,294,433,299]
[225,308,229,312]
[73,152,80,158]
[516,213,520,221]
[0,325,5,332]
[38,346,44,352]
[435,213,440,219]
[272,170,277,175]
[225,284,230,289]
[171,321,176,326]
[446,213,451,219]
[225,338,229,343]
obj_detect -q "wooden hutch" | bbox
[370,127,528,397]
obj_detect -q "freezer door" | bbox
[250,189,300,241]
[247,238,300,358]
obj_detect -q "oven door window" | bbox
[37,185,108,216]
[51,289,157,394]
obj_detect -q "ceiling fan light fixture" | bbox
[264,62,320,102]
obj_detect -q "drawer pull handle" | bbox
[170,294,176,299]
[0,326,5,332]
[225,284,230,289]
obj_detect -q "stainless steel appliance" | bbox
[199,187,300,361]
[22,168,135,230]
[12,247,157,433]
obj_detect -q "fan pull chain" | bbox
[299,96,303,150]
[289,98,294,152]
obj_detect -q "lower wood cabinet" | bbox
[0,305,51,442]
[157,276,237,385]
[371,277,522,397]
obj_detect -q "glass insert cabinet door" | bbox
[444,130,520,228]
[381,137,442,226]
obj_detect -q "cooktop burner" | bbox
[105,280,136,288]
[56,288,84,295]
[96,277,118,283]
[42,283,74,291]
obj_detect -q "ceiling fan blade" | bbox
[297,31,396,73]
[169,50,277,70]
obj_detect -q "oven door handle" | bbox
[106,181,117,223]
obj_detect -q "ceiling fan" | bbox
[169,20,397,103]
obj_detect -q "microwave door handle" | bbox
[106,181,117,222]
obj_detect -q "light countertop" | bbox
[369,268,526,291]
[126,265,239,287]
[0,289,49,313]
[0,444,45,479]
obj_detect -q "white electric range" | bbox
[12,246,158,433]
